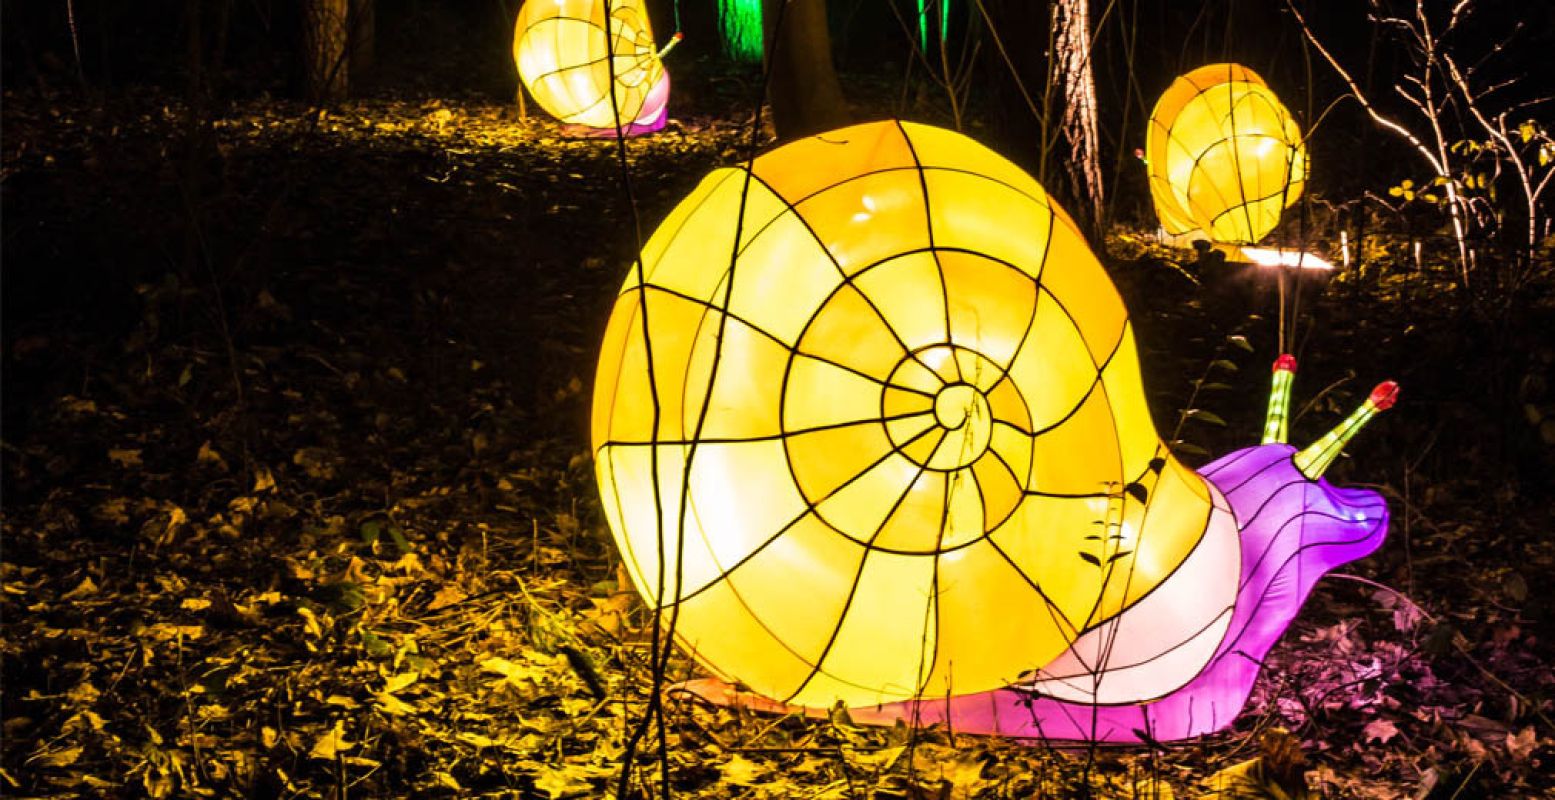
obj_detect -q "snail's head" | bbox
[1201,356,1397,612]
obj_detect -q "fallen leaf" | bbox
[308,721,354,760]
[1202,756,1312,800]
[383,673,418,694]
[141,623,204,641]
[425,584,466,611]
[61,576,98,600]
[458,732,498,749]
[845,745,905,771]
[297,607,323,638]
[63,709,105,733]
[196,440,228,470]
[108,448,143,467]
[940,751,987,790]
[480,655,540,692]
[531,764,592,799]
[1363,718,1400,744]
[29,746,83,768]
[374,692,418,716]
[1506,726,1538,761]
[721,754,767,787]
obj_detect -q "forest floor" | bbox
[3,87,1555,799]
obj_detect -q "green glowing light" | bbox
[914,0,953,50]
[914,0,952,50]
[719,0,764,63]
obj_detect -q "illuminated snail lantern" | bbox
[512,0,676,133]
[1147,64,1307,246]
[593,121,1395,742]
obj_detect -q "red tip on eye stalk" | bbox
[1272,354,1297,374]
[1369,381,1400,410]
[673,32,684,41]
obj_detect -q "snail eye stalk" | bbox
[1261,354,1298,445]
[656,31,685,60]
[1294,381,1400,479]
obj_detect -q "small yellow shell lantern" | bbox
[592,121,1223,708]
[1146,64,1306,245]
[512,0,671,132]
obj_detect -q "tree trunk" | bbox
[980,0,1105,242]
[1053,0,1104,238]
[349,0,375,87]
[762,0,849,143]
[303,0,349,103]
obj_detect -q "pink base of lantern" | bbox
[560,73,670,138]
[670,445,1389,744]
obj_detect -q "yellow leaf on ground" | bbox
[426,584,466,611]
[196,440,228,470]
[108,448,143,467]
[480,656,521,677]
[297,607,323,638]
[142,623,205,641]
[479,656,539,691]
[375,692,419,716]
[383,672,418,694]
[531,765,593,799]
[845,745,905,771]
[66,681,100,705]
[308,721,354,760]
[1201,757,1309,800]
[61,576,98,600]
[458,732,498,749]
[29,746,83,768]
[64,709,106,733]
[721,754,767,787]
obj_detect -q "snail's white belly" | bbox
[1023,484,1240,705]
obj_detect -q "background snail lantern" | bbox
[512,0,674,134]
[1147,64,1325,268]
[593,121,1395,742]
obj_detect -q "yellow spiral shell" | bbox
[1146,64,1307,245]
[592,121,1218,707]
[512,0,667,129]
